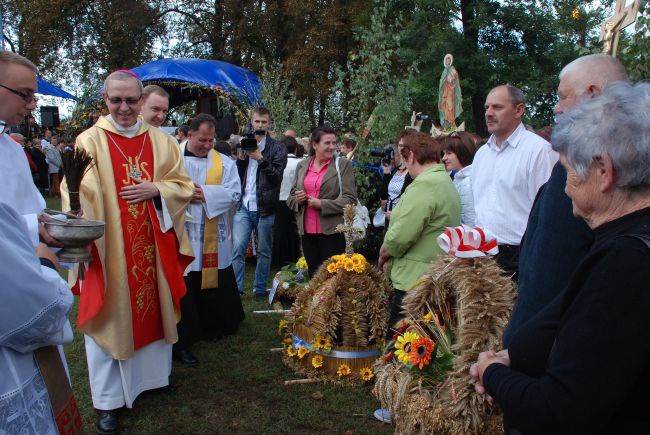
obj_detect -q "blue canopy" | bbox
[131,58,261,105]
[37,77,76,100]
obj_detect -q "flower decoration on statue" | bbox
[326,253,368,275]
[437,225,498,258]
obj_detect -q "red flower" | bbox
[408,336,435,369]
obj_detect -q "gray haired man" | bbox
[503,54,629,346]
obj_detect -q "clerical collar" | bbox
[105,115,142,138]
[184,147,207,158]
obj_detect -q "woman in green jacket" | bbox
[378,131,461,337]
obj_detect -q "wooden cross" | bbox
[600,0,643,57]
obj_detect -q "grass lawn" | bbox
[48,198,392,434]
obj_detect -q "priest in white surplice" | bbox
[0,51,49,247]
[0,203,75,434]
[173,113,244,366]
[61,70,194,434]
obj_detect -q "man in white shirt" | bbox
[140,84,169,128]
[471,85,557,278]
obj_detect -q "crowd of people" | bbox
[1,47,649,435]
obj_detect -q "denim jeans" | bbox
[232,205,276,294]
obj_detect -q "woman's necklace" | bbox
[106,132,147,179]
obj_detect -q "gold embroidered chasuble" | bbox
[62,116,194,360]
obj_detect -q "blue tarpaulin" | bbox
[131,58,261,105]
[37,77,76,100]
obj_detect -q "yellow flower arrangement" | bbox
[278,319,286,336]
[311,355,324,368]
[394,331,419,365]
[337,364,352,377]
[296,256,308,270]
[287,345,297,357]
[326,253,369,274]
[297,346,310,359]
[360,367,374,381]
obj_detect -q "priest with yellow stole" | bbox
[62,70,194,434]
[174,113,244,367]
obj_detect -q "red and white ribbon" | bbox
[437,225,499,258]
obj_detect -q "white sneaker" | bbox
[373,408,391,423]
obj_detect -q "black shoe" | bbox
[173,349,199,367]
[254,291,269,301]
[95,410,118,434]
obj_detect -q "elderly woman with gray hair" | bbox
[470,81,650,434]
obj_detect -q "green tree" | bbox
[4,0,164,91]
[619,3,649,82]
[392,0,612,135]
[259,60,311,137]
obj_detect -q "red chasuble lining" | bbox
[106,131,163,349]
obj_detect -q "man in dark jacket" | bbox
[232,107,287,299]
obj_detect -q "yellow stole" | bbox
[202,149,223,289]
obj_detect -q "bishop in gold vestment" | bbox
[63,72,194,419]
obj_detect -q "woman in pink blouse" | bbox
[287,126,358,272]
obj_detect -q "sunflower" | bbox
[394,331,419,365]
[312,336,330,350]
[287,345,297,357]
[277,319,286,336]
[360,367,374,381]
[423,312,434,323]
[337,364,351,377]
[311,355,324,368]
[327,262,338,274]
[297,346,310,359]
[343,259,355,272]
[321,342,332,353]
[353,264,365,273]
[408,336,435,369]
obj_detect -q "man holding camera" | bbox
[232,107,287,299]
